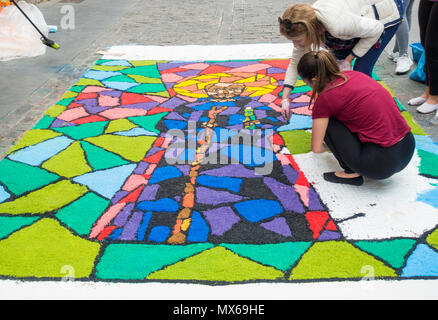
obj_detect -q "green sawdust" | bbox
[128,60,168,67]
[42,141,92,178]
[0,216,39,240]
[127,74,164,84]
[427,228,438,251]
[56,192,110,236]
[0,180,88,215]
[105,119,138,134]
[80,141,130,170]
[0,218,100,278]
[60,91,79,100]
[354,239,417,269]
[126,84,169,97]
[75,78,104,87]
[56,97,76,107]
[147,246,284,282]
[96,243,214,280]
[33,116,55,129]
[402,111,427,135]
[52,121,108,140]
[220,242,312,271]
[279,130,312,155]
[120,65,161,78]
[84,134,156,162]
[417,149,438,178]
[45,104,67,118]
[289,241,397,280]
[0,158,59,196]
[7,129,62,154]
[105,74,137,83]
[128,113,168,134]
[92,65,129,72]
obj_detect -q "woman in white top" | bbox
[279,0,405,121]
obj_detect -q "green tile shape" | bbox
[126,84,169,96]
[401,111,427,136]
[56,192,110,236]
[120,65,161,78]
[92,65,129,72]
[0,216,39,240]
[220,242,312,271]
[7,129,62,154]
[52,121,108,140]
[45,104,67,118]
[147,246,285,282]
[105,74,137,83]
[0,158,59,196]
[80,141,130,171]
[427,229,438,251]
[33,116,55,129]
[84,135,156,162]
[128,113,168,135]
[353,239,417,269]
[0,180,88,215]
[418,149,438,178]
[42,141,92,178]
[279,130,312,155]
[289,241,397,280]
[96,243,214,280]
[105,119,138,134]
[0,218,100,278]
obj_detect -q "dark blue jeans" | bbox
[353,0,405,77]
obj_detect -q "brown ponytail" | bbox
[279,4,326,51]
[297,50,347,109]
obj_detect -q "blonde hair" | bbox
[297,50,348,108]
[279,4,326,51]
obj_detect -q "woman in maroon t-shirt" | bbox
[287,50,415,185]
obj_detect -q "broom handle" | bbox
[9,0,48,40]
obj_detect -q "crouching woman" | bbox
[295,50,415,185]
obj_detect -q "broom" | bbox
[9,0,60,49]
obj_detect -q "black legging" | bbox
[419,0,438,95]
[323,118,415,180]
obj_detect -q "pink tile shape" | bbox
[292,106,313,116]
[268,102,282,113]
[229,63,272,73]
[145,95,168,103]
[89,202,126,238]
[57,106,89,121]
[181,63,210,70]
[122,174,148,192]
[99,95,120,107]
[293,94,311,103]
[259,93,277,103]
[275,153,291,166]
[162,73,184,83]
[99,107,148,119]
[82,86,112,93]
[294,184,309,207]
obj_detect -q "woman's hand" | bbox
[342,54,355,71]
[281,99,291,122]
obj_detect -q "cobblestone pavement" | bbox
[0,0,436,158]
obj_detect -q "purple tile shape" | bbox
[202,206,241,236]
[260,217,292,237]
[176,70,202,78]
[254,109,267,119]
[138,184,160,202]
[120,102,159,110]
[290,102,310,109]
[144,147,163,157]
[157,62,191,71]
[246,100,264,108]
[188,110,204,122]
[308,188,325,211]
[114,202,135,227]
[111,190,129,204]
[267,67,287,74]
[83,105,111,115]
[160,96,186,109]
[215,61,259,68]
[165,112,186,121]
[218,107,240,115]
[318,230,341,241]
[100,90,123,98]
[50,119,76,128]
[76,98,97,106]
[282,165,298,185]
[133,161,150,175]
[176,165,190,176]
[226,124,244,130]
[263,177,305,213]
[196,186,244,205]
[262,124,274,129]
[119,211,144,240]
[200,164,259,178]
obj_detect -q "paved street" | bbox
[0,0,436,158]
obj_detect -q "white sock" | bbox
[408,97,427,106]
[416,102,438,114]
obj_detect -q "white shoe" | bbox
[408,96,427,106]
[416,102,438,114]
[395,56,413,74]
[388,52,399,62]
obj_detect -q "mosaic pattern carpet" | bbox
[1,57,438,284]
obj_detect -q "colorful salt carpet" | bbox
[1,44,438,285]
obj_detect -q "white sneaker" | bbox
[408,96,427,106]
[416,102,438,114]
[388,52,399,62]
[395,56,413,75]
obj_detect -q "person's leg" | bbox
[396,0,411,57]
[353,23,400,77]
